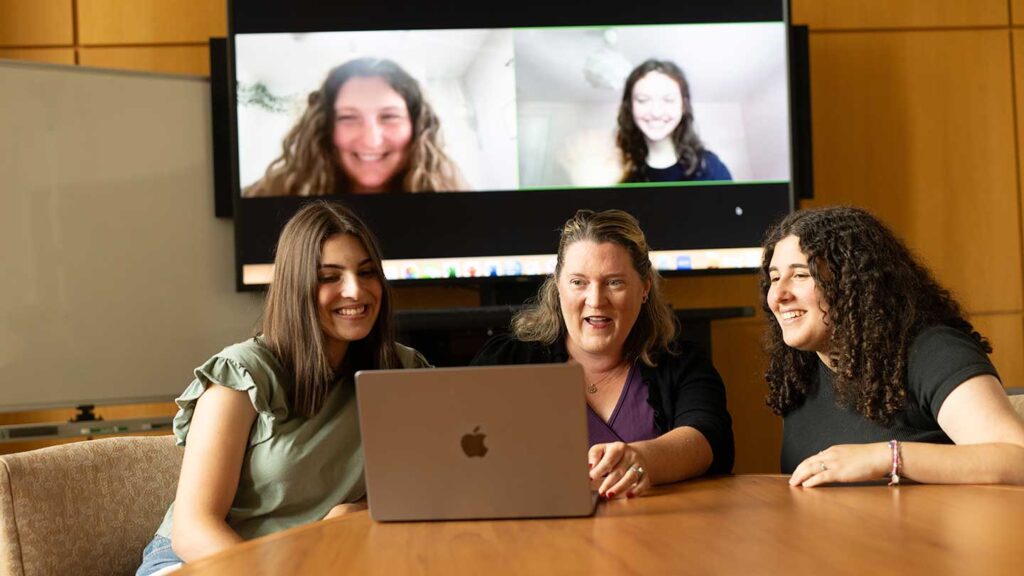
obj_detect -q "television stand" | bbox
[394,306,753,366]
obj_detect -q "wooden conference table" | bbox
[177,475,1023,576]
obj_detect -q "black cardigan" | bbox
[470,334,735,475]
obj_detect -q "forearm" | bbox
[897,442,1024,485]
[171,516,244,562]
[631,426,713,485]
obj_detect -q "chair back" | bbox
[0,435,182,576]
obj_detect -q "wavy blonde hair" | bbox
[246,58,464,197]
[512,209,678,367]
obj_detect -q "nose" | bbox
[584,283,604,307]
[360,121,384,148]
[340,272,362,300]
[769,279,792,306]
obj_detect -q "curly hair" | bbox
[760,206,990,425]
[245,57,464,196]
[615,59,707,183]
[261,200,400,417]
[512,209,678,367]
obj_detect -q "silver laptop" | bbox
[355,363,598,521]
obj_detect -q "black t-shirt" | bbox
[780,325,999,473]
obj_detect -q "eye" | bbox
[568,278,584,287]
[380,113,404,122]
[357,268,376,278]
[335,114,358,123]
[769,276,780,283]
[607,278,625,287]
[318,274,339,284]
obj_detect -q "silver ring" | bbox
[819,462,828,472]
[629,465,646,482]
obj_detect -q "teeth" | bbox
[335,305,367,317]
[356,153,384,161]
[781,310,805,320]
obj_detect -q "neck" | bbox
[565,338,628,377]
[816,350,835,372]
[645,138,678,169]
[327,340,349,371]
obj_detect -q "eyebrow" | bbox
[318,258,373,270]
[768,263,810,272]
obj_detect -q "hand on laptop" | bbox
[323,500,368,520]
[589,442,651,499]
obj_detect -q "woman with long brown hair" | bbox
[136,201,429,575]
[762,206,1024,487]
[616,59,731,183]
[246,57,465,196]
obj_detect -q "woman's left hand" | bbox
[790,443,891,487]
[589,441,651,499]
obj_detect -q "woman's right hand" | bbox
[323,501,368,520]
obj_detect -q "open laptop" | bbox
[355,363,598,521]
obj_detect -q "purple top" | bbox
[587,363,660,447]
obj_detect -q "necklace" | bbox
[584,364,629,395]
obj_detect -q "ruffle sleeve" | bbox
[171,353,287,448]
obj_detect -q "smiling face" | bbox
[631,71,684,144]
[317,233,383,366]
[767,235,832,362]
[557,240,651,364]
[332,76,414,194]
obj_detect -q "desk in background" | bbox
[176,475,1024,575]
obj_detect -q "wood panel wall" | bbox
[1,1,1021,473]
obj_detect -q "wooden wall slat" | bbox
[712,318,779,473]
[78,45,210,76]
[77,0,226,45]
[1013,0,1024,26]
[971,313,1024,388]
[0,47,74,64]
[804,30,1022,314]
[792,0,1009,30]
[0,0,73,47]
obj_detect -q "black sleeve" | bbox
[908,326,999,422]
[663,345,735,475]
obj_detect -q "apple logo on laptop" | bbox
[461,426,488,457]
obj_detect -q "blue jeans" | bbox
[136,535,184,576]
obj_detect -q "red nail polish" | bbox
[588,462,593,469]
[607,491,616,499]
[626,492,635,499]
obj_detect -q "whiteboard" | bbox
[0,60,264,411]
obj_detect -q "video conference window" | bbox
[234,22,788,197]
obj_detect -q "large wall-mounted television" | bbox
[229,0,796,291]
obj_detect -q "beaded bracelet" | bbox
[888,439,902,486]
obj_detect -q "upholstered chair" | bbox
[0,435,181,576]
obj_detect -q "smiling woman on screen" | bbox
[135,201,430,575]
[245,57,466,196]
[471,209,734,499]
[762,206,1024,487]
[616,59,732,184]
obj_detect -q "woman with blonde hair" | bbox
[472,209,733,499]
[246,57,465,196]
[136,201,430,575]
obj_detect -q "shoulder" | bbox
[394,342,433,368]
[907,325,999,412]
[470,333,559,366]
[209,337,286,384]
[699,150,732,180]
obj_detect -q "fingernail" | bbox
[607,491,616,499]
[588,462,593,469]
[626,492,635,499]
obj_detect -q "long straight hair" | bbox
[261,200,400,416]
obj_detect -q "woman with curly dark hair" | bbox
[616,59,731,183]
[245,57,465,196]
[761,206,1024,486]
